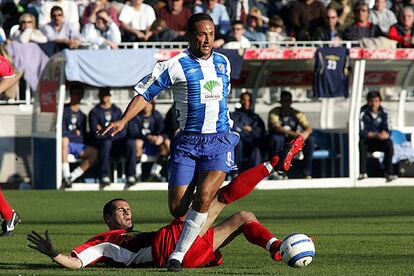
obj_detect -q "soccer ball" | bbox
[280,233,315,268]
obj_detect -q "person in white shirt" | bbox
[42,6,82,49]
[38,0,80,31]
[369,0,397,33]
[118,0,156,42]
[11,13,48,43]
[81,9,121,49]
[223,20,251,49]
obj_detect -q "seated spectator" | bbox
[267,91,315,179]
[119,0,156,42]
[369,0,397,34]
[89,88,137,187]
[41,6,82,49]
[194,0,231,35]
[62,84,98,188]
[81,0,121,28]
[147,19,178,42]
[342,1,384,40]
[359,91,397,182]
[311,6,343,41]
[39,0,80,31]
[329,0,353,29]
[231,91,265,172]
[388,6,414,47]
[244,7,267,42]
[157,0,192,37]
[10,13,48,44]
[266,15,294,46]
[81,9,121,49]
[0,1,20,38]
[285,0,326,40]
[222,20,251,49]
[225,0,268,24]
[128,101,169,181]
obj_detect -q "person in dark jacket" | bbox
[311,6,343,41]
[128,101,169,181]
[89,88,136,187]
[359,91,397,182]
[231,92,265,172]
[62,84,97,188]
[342,1,384,40]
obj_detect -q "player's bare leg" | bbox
[168,184,196,218]
[213,211,282,261]
[167,170,226,271]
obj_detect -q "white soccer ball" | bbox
[280,233,315,268]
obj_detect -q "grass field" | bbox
[1,187,414,275]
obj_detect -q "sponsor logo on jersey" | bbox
[200,79,223,103]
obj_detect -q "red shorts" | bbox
[152,218,222,268]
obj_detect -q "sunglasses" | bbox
[21,20,33,24]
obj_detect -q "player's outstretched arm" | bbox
[27,230,82,269]
[98,95,148,137]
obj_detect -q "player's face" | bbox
[368,96,381,113]
[189,20,215,60]
[109,200,133,230]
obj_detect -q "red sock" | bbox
[242,221,278,251]
[218,156,280,204]
[0,190,13,220]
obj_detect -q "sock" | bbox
[62,162,70,178]
[218,157,279,205]
[169,209,208,263]
[242,221,278,251]
[0,190,13,220]
[136,163,142,177]
[150,163,162,176]
[70,167,84,181]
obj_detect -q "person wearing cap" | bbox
[89,88,137,187]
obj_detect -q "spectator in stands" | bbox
[128,101,169,181]
[266,15,295,45]
[81,9,121,49]
[147,19,178,42]
[194,0,231,35]
[244,7,267,42]
[285,0,326,40]
[267,91,315,179]
[231,91,265,172]
[62,84,98,188]
[388,6,414,47]
[0,1,20,37]
[10,13,48,43]
[311,6,343,41]
[342,1,384,40]
[157,0,192,37]
[225,0,268,25]
[119,0,156,42]
[42,6,82,49]
[222,20,251,49]
[89,88,137,187]
[329,0,354,28]
[39,0,80,31]
[359,91,397,182]
[369,0,397,34]
[81,0,121,28]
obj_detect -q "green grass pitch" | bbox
[1,187,414,275]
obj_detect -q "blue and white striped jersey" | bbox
[134,49,233,134]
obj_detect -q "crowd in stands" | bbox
[1,0,414,51]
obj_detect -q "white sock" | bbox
[150,163,162,176]
[62,163,70,178]
[169,209,208,263]
[136,163,142,177]
[70,167,84,181]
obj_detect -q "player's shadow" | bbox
[0,262,56,270]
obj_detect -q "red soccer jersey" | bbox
[0,55,14,79]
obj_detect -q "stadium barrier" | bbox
[28,47,414,190]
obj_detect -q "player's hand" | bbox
[98,119,126,137]
[27,230,59,258]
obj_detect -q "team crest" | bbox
[217,63,225,73]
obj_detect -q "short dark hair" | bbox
[281,90,292,100]
[186,13,214,35]
[354,0,369,14]
[51,5,63,17]
[232,20,244,27]
[367,90,382,101]
[240,91,252,101]
[103,198,127,224]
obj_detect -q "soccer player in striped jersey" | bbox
[100,13,241,271]
[0,54,21,236]
[27,136,305,269]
